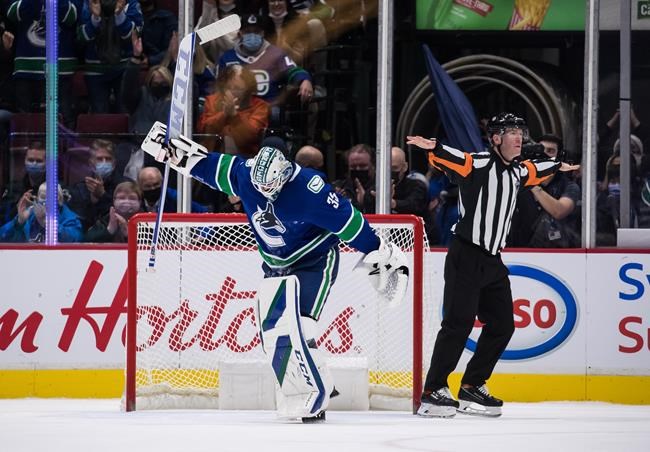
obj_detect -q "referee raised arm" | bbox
[407,113,579,418]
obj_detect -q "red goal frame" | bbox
[126,213,426,413]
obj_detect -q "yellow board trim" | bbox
[1,370,649,404]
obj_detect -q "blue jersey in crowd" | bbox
[190,153,380,269]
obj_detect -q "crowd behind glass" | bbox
[0,0,647,245]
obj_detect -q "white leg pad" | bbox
[256,276,333,418]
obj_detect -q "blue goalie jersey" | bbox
[190,153,380,269]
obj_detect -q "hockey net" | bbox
[125,213,436,412]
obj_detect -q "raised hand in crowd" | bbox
[220,89,239,117]
[2,29,14,51]
[115,0,126,14]
[90,0,101,18]
[606,107,641,130]
[353,177,366,207]
[106,206,128,237]
[85,175,106,204]
[299,79,314,105]
[166,31,179,63]
[16,191,34,225]
[131,29,147,66]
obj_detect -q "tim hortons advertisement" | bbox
[0,249,648,375]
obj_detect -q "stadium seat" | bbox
[76,113,129,135]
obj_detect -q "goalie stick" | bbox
[147,14,241,269]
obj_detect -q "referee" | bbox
[407,113,579,418]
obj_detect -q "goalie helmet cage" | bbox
[126,213,435,414]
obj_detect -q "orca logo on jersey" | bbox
[252,202,287,248]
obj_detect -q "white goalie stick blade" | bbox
[195,14,241,44]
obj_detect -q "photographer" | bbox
[509,134,581,248]
[78,0,143,113]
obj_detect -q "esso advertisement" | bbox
[457,253,588,374]
[466,264,578,360]
[586,253,650,375]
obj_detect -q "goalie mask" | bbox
[250,143,293,201]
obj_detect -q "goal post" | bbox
[126,213,435,413]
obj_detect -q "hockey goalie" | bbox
[141,122,409,422]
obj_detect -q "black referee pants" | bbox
[423,236,515,392]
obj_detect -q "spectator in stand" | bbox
[119,32,172,180]
[596,147,643,245]
[195,0,240,64]
[7,0,80,127]
[138,0,177,68]
[0,182,83,243]
[78,0,143,113]
[426,166,459,247]
[198,64,270,157]
[0,142,49,224]
[262,0,328,75]
[137,166,207,213]
[437,189,460,246]
[359,146,431,231]
[68,139,127,230]
[509,135,581,248]
[295,145,324,173]
[598,106,648,180]
[218,14,313,121]
[86,180,142,242]
[1,16,15,138]
[261,0,310,66]
[332,143,375,213]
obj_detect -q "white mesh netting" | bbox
[127,214,437,411]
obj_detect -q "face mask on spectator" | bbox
[391,171,401,183]
[269,10,288,19]
[150,84,171,99]
[219,1,236,13]
[95,162,114,179]
[350,169,370,186]
[241,33,263,54]
[114,199,141,217]
[25,161,46,176]
[143,187,162,203]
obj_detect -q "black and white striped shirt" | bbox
[429,144,561,255]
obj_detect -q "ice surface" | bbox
[1,399,648,452]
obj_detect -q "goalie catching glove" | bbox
[141,121,208,177]
[354,238,410,307]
